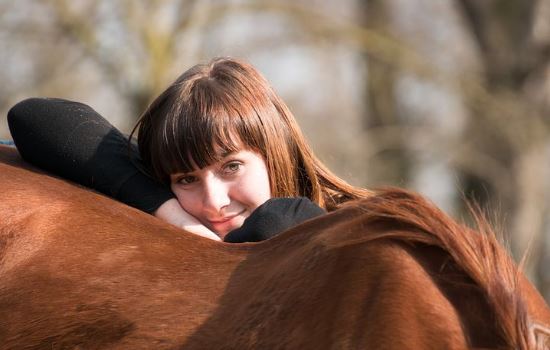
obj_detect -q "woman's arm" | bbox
[224,197,326,243]
[8,98,173,211]
[8,98,219,240]
[157,197,325,243]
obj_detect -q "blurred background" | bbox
[1,0,550,300]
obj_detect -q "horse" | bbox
[1,144,549,349]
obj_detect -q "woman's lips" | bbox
[207,209,246,227]
[209,213,239,224]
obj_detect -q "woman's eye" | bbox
[222,162,242,175]
[178,175,197,185]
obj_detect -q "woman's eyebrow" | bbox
[219,149,237,158]
[171,167,199,177]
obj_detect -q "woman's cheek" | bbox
[172,187,199,217]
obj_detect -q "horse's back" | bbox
[1,145,550,349]
[0,145,245,348]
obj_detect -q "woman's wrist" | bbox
[154,198,221,241]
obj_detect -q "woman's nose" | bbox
[202,177,230,213]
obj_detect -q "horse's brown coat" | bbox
[1,145,549,349]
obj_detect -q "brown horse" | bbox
[1,144,549,349]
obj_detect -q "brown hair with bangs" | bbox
[131,57,371,211]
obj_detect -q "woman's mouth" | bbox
[207,210,247,234]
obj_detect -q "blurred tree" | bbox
[360,0,412,187]
[0,0,203,131]
[455,0,550,294]
[46,0,202,119]
[350,0,550,299]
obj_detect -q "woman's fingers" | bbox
[154,198,221,241]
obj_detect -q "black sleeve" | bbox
[7,97,174,213]
[224,197,326,243]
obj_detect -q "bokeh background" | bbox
[1,0,550,300]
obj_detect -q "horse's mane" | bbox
[346,188,531,349]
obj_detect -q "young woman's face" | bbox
[170,149,271,239]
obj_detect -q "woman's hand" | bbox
[154,198,221,241]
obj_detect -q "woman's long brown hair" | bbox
[131,57,372,211]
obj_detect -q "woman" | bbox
[8,57,371,242]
